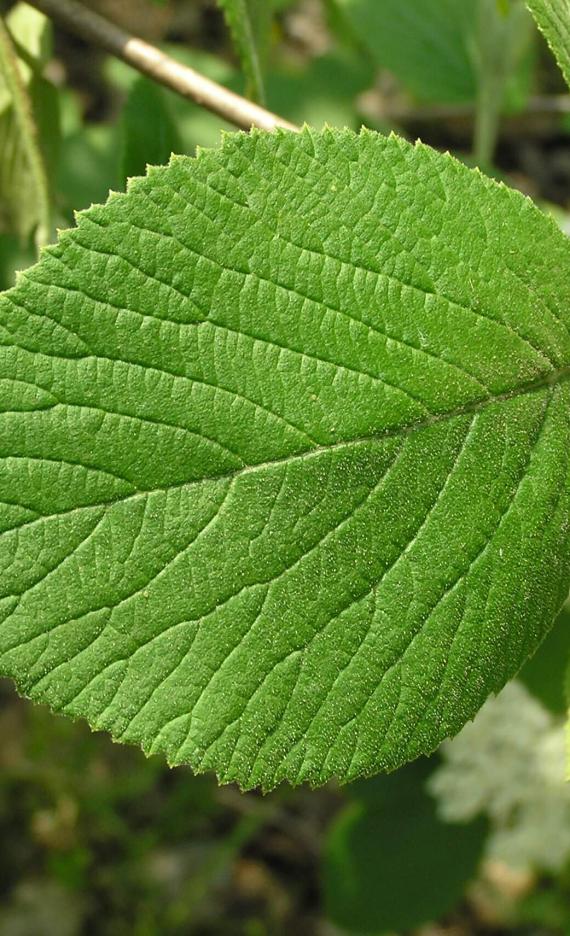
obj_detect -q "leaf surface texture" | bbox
[1,129,570,789]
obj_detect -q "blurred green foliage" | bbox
[323,760,488,933]
[0,3,58,245]
[119,77,182,184]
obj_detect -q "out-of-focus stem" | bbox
[27,0,298,133]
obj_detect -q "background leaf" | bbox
[473,0,536,165]
[333,0,481,103]
[119,77,182,188]
[0,2,59,246]
[323,760,487,932]
[216,0,272,103]
[1,129,570,791]
[519,602,570,714]
[333,0,534,112]
[526,0,570,90]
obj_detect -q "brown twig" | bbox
[27,0,298,133]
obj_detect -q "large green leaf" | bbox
[526,0,570,89]
[1,129,570,791]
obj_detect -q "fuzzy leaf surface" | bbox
[1,129,570,790]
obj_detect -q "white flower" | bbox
[428,682,570,872]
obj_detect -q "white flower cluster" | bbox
[428,681,570,872]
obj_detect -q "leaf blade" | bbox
[333,0,479,103]
[1,129,570,790]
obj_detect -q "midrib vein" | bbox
[3,363,570,534]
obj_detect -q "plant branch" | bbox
[26,0,298,133]
[0,14,52,250]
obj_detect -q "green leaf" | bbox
[0,231,35,291]
[106,48,236,156]
[323,760,487,932]
[216,0,271,103]
[119,77,182,188]
[1,128,570,791]
[58,120,120,218]
[526,0,570,90]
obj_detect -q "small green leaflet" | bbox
[1,128,570,791]
[526,0,570,89]
[0,3,58,246]
[216,0,271,103]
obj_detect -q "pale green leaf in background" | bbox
[1,0,51,65]
[329,0,535,168]
[1,129,570,790]
[333,0,534,164]
[334,0,523,104]
[119,77,182,188]
[216,0,271,103]
[0,3,58,248]
[526,0,570,90]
